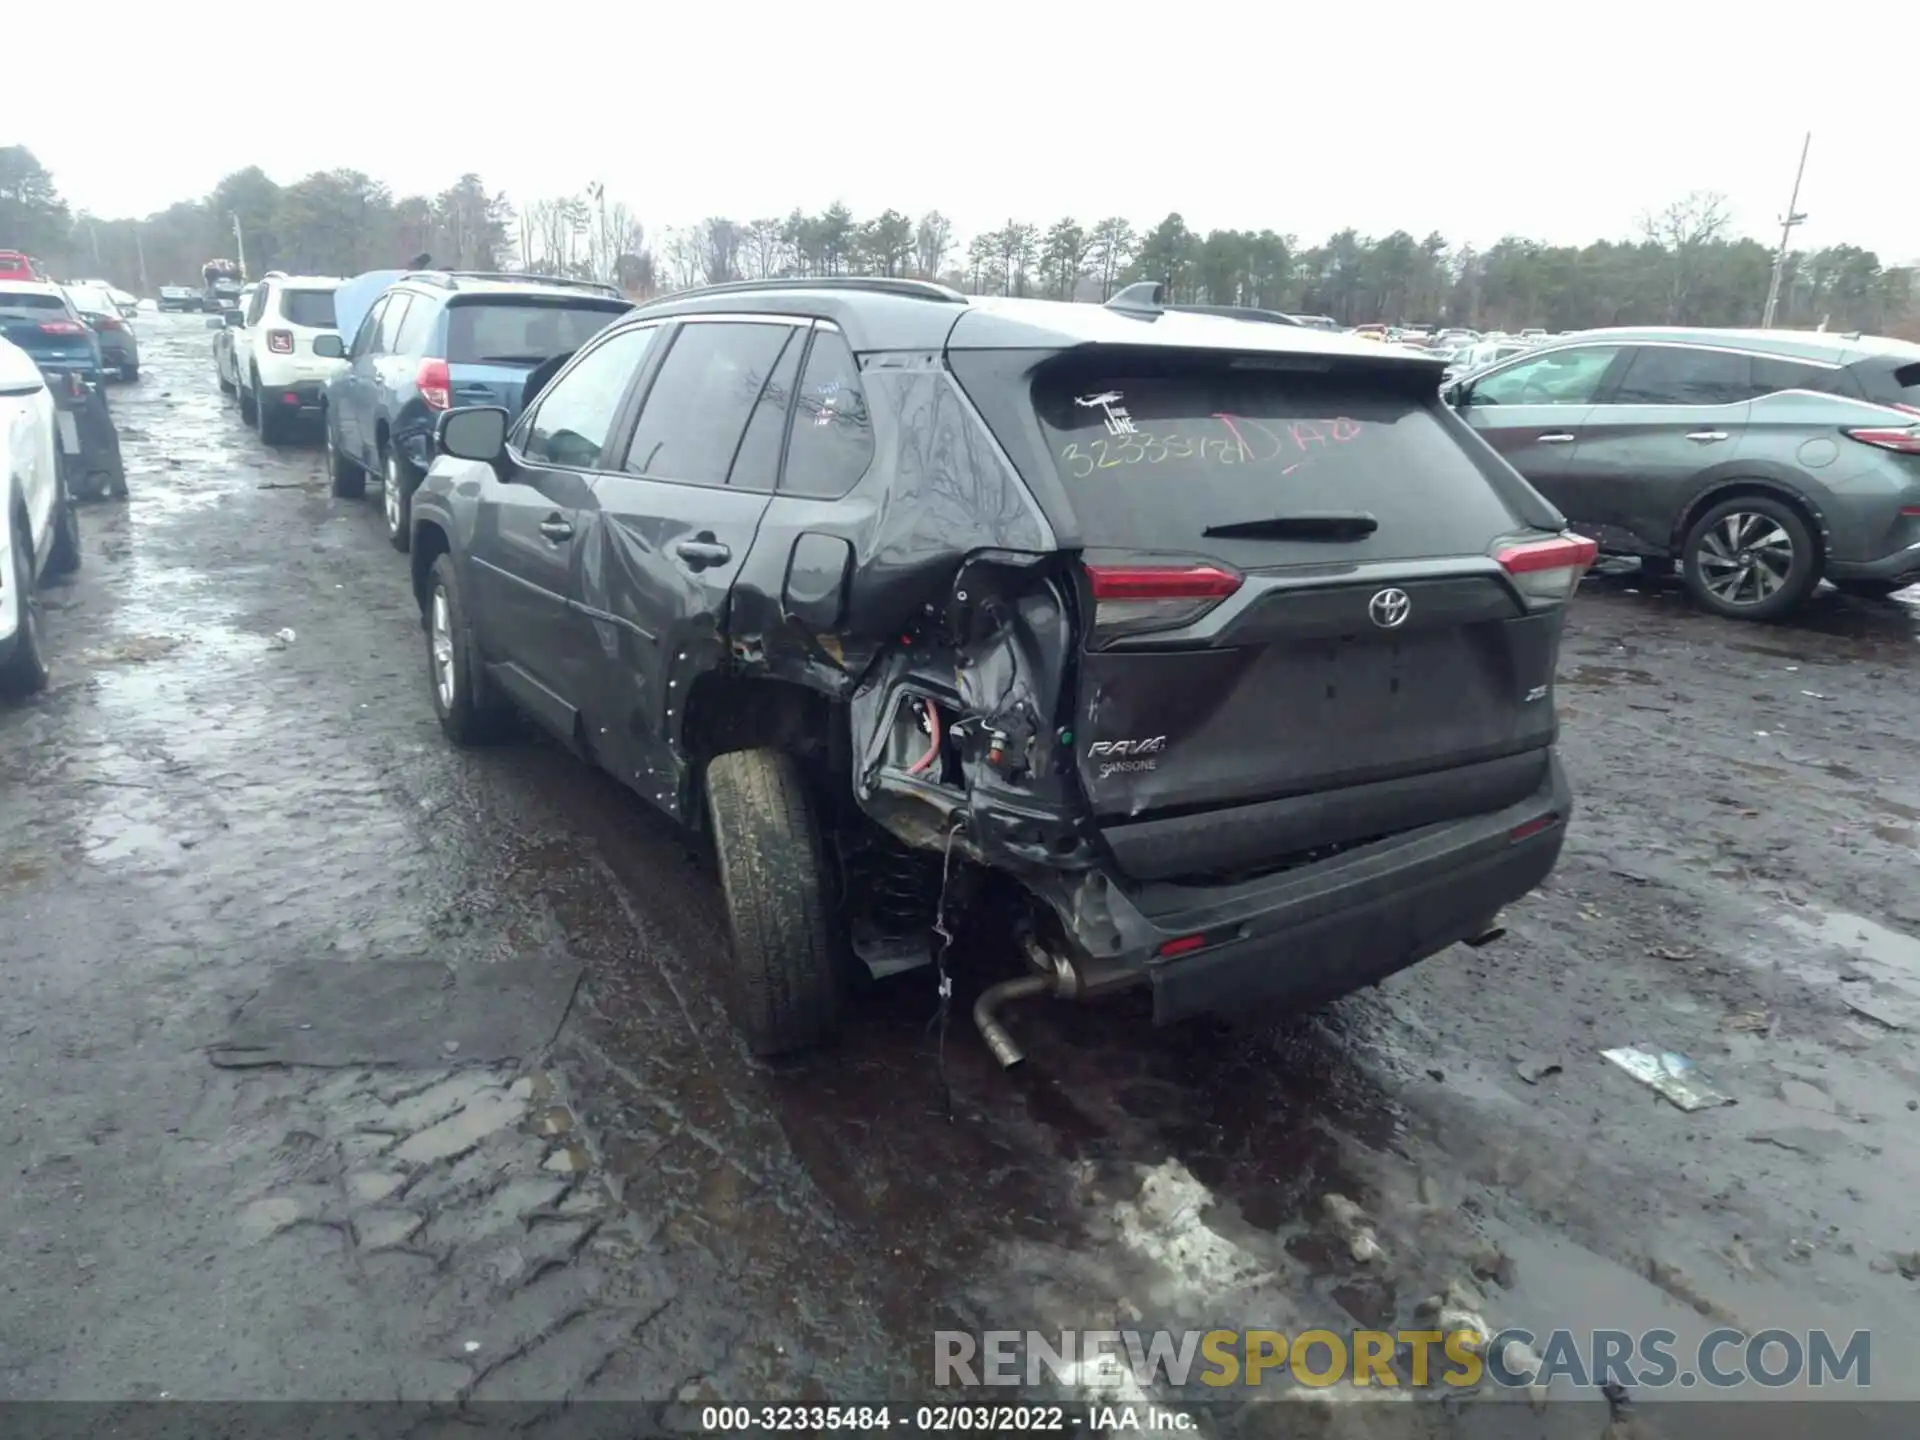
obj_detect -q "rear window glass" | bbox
[0,291,68,316]
[1033,368,1519,568]
[444,301,628,365]
[280,290,337,328]
[1893,362,1920,399]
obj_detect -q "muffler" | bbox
[1462,914,1508,949]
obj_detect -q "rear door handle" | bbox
[1537,432,1577,444]
[1686,430,1729,443]
[537,516,574,543]
[674,538,733,569]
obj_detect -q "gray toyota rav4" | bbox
[405,277,1593,1064]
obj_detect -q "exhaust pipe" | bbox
[972,975,1053,1069]
[1462,918,1507,949]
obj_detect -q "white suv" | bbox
[1,335,82,697]
[233,273,347,444]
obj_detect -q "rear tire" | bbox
[326,413,365,499]
[1681,495,1818,622]
[46,475,80,577]
[425,553,508,745]
[1834,579,1909,601]
[1,517,49,699]
[238,375,258,424]
[704,747,842,1056]
[255,376,285,445]
[383,445,419,553]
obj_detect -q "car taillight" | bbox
[96,315,124,331]
[1845,424,1920,455]
[1495,532,1599,605]
[417,358,451,411]
[39,320,85,336]
[266,329,294,354]
[1083,562,1242,642]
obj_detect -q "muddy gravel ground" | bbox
[4,315,1919,1428]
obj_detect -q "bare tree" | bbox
[698,217,742,285]
[743,217,784,279]
[914,211,954,280]
[663,227,704,291]
[1641,190,1732,322]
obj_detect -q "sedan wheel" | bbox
[1681,496,1818,622]
[0,523,50,698]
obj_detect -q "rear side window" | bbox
[1749,355,1856,398]
[1610,346,1750,406]
[724,330,803,492]
[393,297,439,355]
[781,329,875,499]
[280,289,338,329]
[444,300,628,365]
[1033,367,1522,568]
[622,322,794,486]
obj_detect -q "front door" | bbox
[1457,343,1628,516]
[580,317,804,805]
[335,295,388,463]
[466,322,667,742]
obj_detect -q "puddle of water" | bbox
[1777,908,1920,998]
[1564,665,1656,688]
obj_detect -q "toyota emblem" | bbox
[1368,587,1412,629]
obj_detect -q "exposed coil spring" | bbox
[857,840,943,936]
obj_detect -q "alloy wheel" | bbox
[1695,511,1794,609]
[430,586,456,710]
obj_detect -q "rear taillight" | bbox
[38,320,85,336]
[266,329,294,354]
[417,358,451,411]
[1084,562,1242,641]
[1844,423,1920,455]
[1496,532,1599,605]
[91,315,123,332]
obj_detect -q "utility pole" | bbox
[135,227,149,292]
[231,211,248,280]
[87,221,102,270]
[1761,132,1811,329]
[587,181,608,281]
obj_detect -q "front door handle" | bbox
[1537,432,1577,444]
[537,516,574,543]
[1685,430,1730,443]
[674,537,733,569]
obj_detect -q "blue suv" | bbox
[317,270,632,549]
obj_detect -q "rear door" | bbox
[1454,342,1628,508]
[583,317,803,796]
[441,296,631,420]
[1557,343,1754,549]
[1030,356,1576,877]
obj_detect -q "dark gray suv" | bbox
[406,278,1591,1065]
[1446,327,1920,620]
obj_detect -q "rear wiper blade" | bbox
[1203,511,1379,540]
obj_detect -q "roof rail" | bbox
[398,269,624,298]
[1104,281,1166,316]
[641,275,966,307]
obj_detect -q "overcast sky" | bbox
[8,1,1913,262]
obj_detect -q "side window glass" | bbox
[623,322,796,485]
[245,286,269,326]
[393,297,439,356]
[1612,346,1750,406]
[1748,356,1844,399]
[724,330,803,492]
[375,294,412,354]
[1470,346,1621,407]
[522,325,661,470]
[351,297,388,358]
[782,329,876,499]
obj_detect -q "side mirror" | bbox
[311,332,346,358]
[436,406,509,463]
[223,310,245,327]
[205,315,225,330]
[1444,382,1467,408]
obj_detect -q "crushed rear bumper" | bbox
[1045,754,1571,1024]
